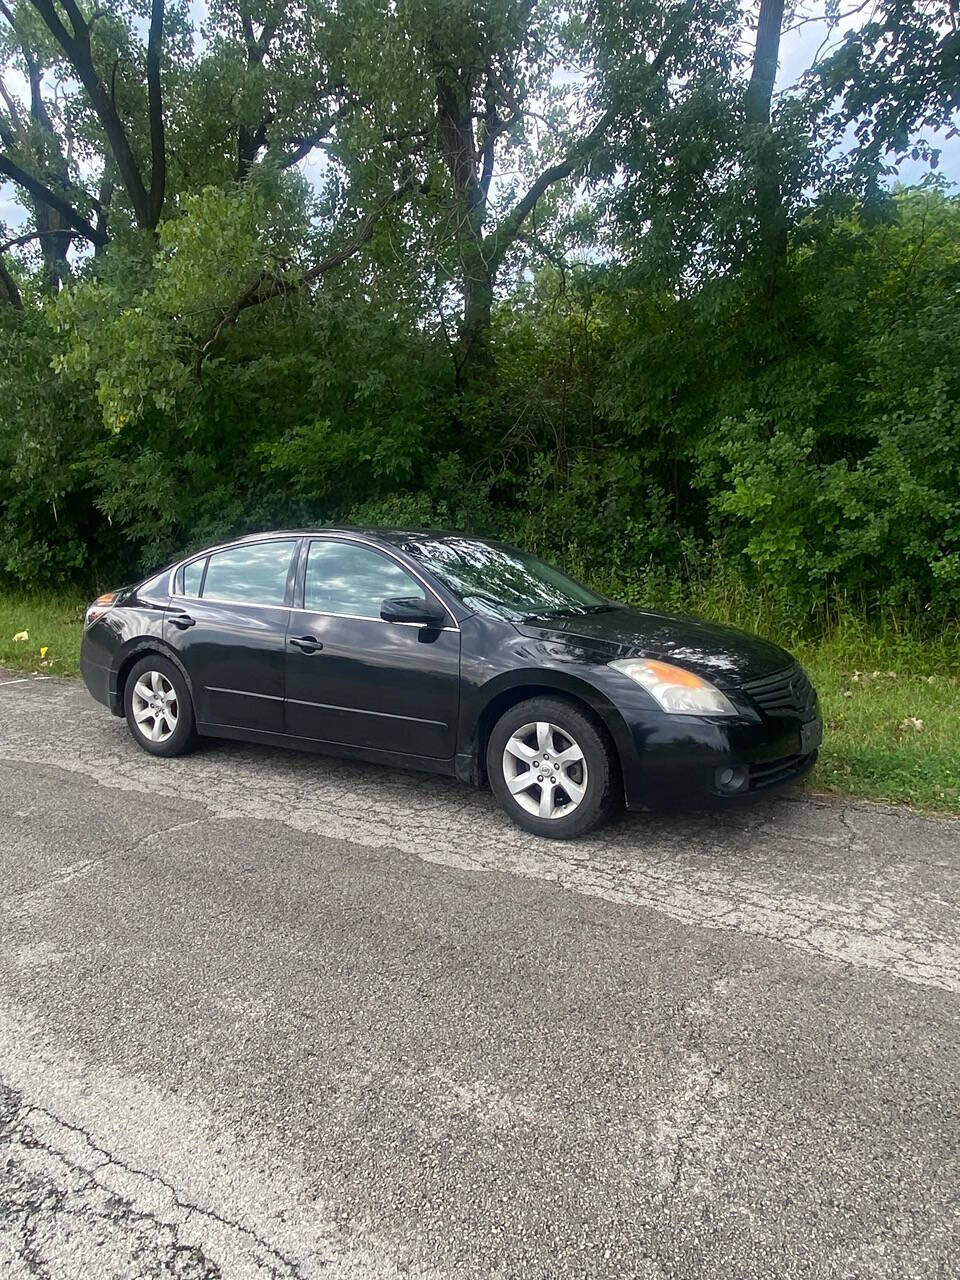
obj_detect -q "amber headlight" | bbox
[609,658,737,716]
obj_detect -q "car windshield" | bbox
[396,536,613,622]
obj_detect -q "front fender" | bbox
[456,664,640,787]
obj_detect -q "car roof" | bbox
[221,527,504,548]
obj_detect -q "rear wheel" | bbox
[487,697,619,838]
[123,655,197,758]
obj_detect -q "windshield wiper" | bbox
[522,603,616,622]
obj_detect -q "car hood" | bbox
[514,606,794,688]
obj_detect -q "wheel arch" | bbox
[467,671,631,792]
[114,639,197,716]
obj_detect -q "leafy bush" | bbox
[695,191,960,610]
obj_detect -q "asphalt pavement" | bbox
[0,670,958,1279]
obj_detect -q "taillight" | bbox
[85,592,117,626]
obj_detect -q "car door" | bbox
[283,537,460,759]
[164,538,299,732]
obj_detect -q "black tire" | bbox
[487,696,619,839]
[123,654,198,758]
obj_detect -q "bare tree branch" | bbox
[0,152,105,244]
[486,106,615,269]
[0,71,28,144]
[486,0,698,269]
[783,1,873,35]
[236,6,278,179]
[276,135,324,169]
[0,227,73,252]
[266,100,356,171]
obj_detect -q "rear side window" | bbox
[304,540,424,618]
[201,540,297,606]
[182,558,205,596]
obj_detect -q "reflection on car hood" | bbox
[514,607,794,687]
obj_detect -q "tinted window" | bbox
[201,541,296,606]
[305,540,424,618]
[182,558,205,596]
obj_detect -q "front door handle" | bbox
[289,635,323,653]
[168,612,195,629]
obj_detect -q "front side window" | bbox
[201,540,297,606]
[304,540,426,618]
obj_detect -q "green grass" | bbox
[1,587,958,817]
[799,633,960,816]
[0,591,85,677]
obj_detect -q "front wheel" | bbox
[123,655,197,758]
[487,697,619,838]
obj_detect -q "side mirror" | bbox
[380,596,446,628]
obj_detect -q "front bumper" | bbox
[616,704,822,811]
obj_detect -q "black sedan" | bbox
[80,529,822,838]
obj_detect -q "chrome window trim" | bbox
[166,535,298,602]
[168,531,460,631]
[197,536,299,609]
[191,595,289,611]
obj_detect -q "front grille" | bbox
[742,664,817,716]
[748,752,815,791]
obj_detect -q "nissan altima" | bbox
[80,529,822,837]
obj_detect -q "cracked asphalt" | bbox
[0,671,958,1279]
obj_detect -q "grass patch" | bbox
[0,591,85,677]
[0,585,957,816]
[800,639,960,816]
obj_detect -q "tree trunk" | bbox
[0,256,23,308]
[435,71,496,393]
[745,0,787,284]
[434,5,686,389]
[458,269,495,393]
[27,59,73,290]
[0,15,73,290]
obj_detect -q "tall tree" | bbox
[380,0,735,390]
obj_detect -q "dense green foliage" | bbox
[1,0,958,627]
[3,186,958,622]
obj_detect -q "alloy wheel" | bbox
[131,670,179,743]
[501,721,588,819]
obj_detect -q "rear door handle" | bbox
[289,635,323,653]
[168,612,195,629]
